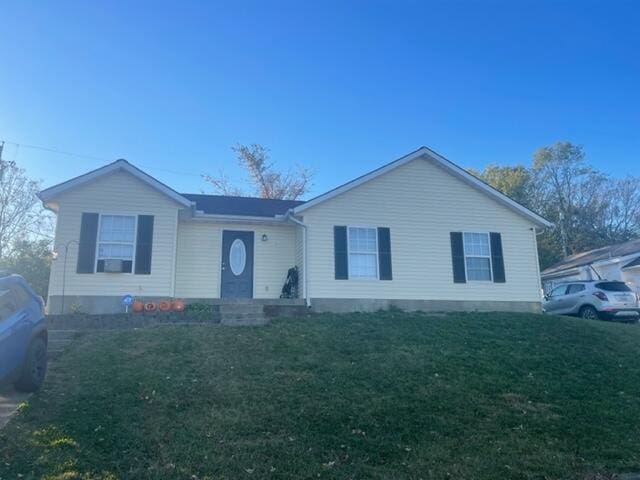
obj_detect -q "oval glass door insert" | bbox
[229,239,247,276]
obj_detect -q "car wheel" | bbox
[579,305,599,321]
[14,337,47,393]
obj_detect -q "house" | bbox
[39,146,552,314]
[541,238,640,294]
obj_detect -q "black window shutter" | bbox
[334,226,348,280]
[490,232,506,283]
[135,215,154,275]
[450,232,466,283]
[77,213,99,273]
[377,227,392,280]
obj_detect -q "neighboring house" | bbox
[541,238,640,294]
[39,146,551,314]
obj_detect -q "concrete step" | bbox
[0,391,29,410]
[48,350,65,360]
[48,333,75,340]
[219,304,265,314]
[47,329,79,360]
[48,332,77,342]
[221,317,269,326]
[0,404,20,416]
[0,388,31,430]
[220,312,265,322]
[212,298,305,305]
[48,329,78,335]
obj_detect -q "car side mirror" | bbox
[543,294,550,301]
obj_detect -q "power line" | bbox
[23,227,55,240]
[1,140,109,162]
[0,139,206,178]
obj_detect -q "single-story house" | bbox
[39,146,552,314]
[541,238,640,294]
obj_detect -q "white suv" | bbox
[543,280,640,321]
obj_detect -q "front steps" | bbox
[215,299,309,325]
[218,303,268,326]
[48,330,79,359]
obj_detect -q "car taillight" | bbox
[593,291,608,301]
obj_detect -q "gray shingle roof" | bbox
[542,238,640,276]
[183,193,305,218]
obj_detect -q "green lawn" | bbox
[2,312,640,480]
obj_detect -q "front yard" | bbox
[2,311,640,479]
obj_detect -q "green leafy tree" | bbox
[471,142,640,270]
[0,239,52,297]
[469,164,533,208]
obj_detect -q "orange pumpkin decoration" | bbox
[132,300,144,313]
[144,302,157,312]
[172,299,185,312]
[159,300,172,311]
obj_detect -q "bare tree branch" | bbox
[203,144,313,200]
[201,169,245,197]
[0,160,52,259]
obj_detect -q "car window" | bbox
[11,284,31,309]
[567,284,585,294]
[0,287,17,322]
[595,281,632,292]
[550,285,568,297]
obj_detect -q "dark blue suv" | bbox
[0,272,48,392]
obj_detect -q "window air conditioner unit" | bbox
[103,259,124,273]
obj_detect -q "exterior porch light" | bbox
[261,234,268,242]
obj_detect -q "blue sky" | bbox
[1,0,638,198]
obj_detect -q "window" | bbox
[463,232,492,281]
[229,239,247,276]
[567,284,585,294]
[96,215,136,273]
[348,227,378,279]
[11,285,31,308]
[549,285,568,297]
[595,281,632,292]
[0,288,17,322]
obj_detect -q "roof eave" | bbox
[540,267,583,280]
[189,211,289,225]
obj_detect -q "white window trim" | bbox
[462,231,493,282]
[347,225,379,280]
[94,213,138,274]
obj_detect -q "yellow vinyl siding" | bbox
[302,157,542,302]
[47,171,182,298]
[174,222,296,299]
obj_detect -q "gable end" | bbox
[38,159,193,209]
[292,147,551,228]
